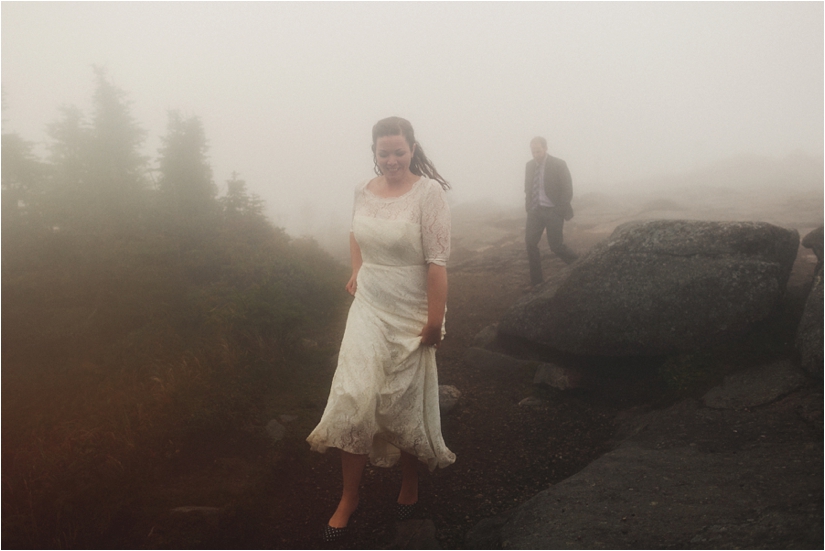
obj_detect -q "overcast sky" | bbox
[2,2,822,237]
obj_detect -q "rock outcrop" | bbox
[463,347,583,390]
[265,419,286,443]
[801,225,823,277]
[700,360,808,409]
[467,363,822,549]
[498,220,799,357]
[438,385,461,414]
[796,274,823,378]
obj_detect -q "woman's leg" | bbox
[328,450,368,528]
[397,450,419,505]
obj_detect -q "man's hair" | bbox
[530,136,547,148]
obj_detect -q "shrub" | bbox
[2,214,348,547]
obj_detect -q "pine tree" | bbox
[2,90,47,234]
[220,172,264,221]
[86,66,148,230]
[46,105,91,232]
[1,132,46,232]
[157,110,217,230]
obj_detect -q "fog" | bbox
[2,2,822,254]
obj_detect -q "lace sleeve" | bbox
[421,180,451,266]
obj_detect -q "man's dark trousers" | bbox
[525,205,578,286]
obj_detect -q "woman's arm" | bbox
[345,232,363,296]
[420,263,448,346]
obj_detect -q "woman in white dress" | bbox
[306,117,455,541]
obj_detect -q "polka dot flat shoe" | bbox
[396,502,418,522]
[321,524,350,543]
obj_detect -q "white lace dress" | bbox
[306,176,456,470]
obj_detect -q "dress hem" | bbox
[306,436,455,471]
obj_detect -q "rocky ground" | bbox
[105,187,821,549]
[467,360,822,549]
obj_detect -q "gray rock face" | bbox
[468,370,823,550]
[701,360,809,409]
[390,519,440,549]
[801,225,823,276]
[438,385,461,414]
[463,347,536,380]
[533,363,582,390]
[265,420,286,442]
[463,347,583,390]
[517,396,544,408]
[495,441,821,550]
[499,220,799,357]
[472,324,499,348]
[796,274,823,378]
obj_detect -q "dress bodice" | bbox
[352,177,451,267]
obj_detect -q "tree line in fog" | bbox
[2,69,348,548]
[3,66,264,240]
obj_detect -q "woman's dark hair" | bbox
[371,116,450,190]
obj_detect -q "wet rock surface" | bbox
[265,419,286,443]
[801,225,823,276]
[390,519,441,549]
[468,369,823,550]
[462,214,822,550]
[701,360,809,409]
[796,274,823,378]
[438,385,461,415]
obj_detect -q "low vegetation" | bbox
[2,68,348,548]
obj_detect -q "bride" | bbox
[306,116,455,542]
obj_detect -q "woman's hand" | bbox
[419,323,442,348]
[346,233,362,297]
[345,273,358,296]
[421,263,447,348]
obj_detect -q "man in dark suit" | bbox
[524,136,578,287]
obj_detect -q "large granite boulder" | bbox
[499,220,799,357]
[801,225,823,277]
[796,274,823,378]
[466,371,822,549]
[701,360,809,409]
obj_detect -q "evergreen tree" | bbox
[2,91,47,234]
[42,68,148,233]
[46,105,91,231]
[157,110,217,229]
[217,172,278,255]
[1,132,46,232]
[220,172,265,221]
[86,66,148,229]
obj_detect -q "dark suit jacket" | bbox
[525,154,574,220]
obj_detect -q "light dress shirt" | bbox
[533,156,555,208]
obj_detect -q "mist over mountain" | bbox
[2,2,822,250]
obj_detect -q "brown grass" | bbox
[2,224,347,548]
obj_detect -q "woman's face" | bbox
[375,134,415,179]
